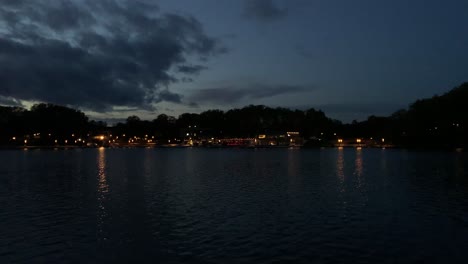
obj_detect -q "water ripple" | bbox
[0,148,467,263]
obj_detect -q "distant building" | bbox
[257,131,303,146]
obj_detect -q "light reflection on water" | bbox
[97,147,108,240]
[355,147,363,177]
[287,148,300,178]
[0,148,467,263]
[97,148,108,193]
[456,152,465,178]
[336,147,345,194]
[355,147,364,191]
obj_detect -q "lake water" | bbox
[0,148,467,263]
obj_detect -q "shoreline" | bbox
[0,144,463,152]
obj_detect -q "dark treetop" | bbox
[1,82,467,148]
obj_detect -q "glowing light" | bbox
[24,139,27,144]
[382,138,385,143]
[100,136,105,140]
[258,134,266,139]
[12,137,16,140]
[338,139,343,143]
[356,139,362,143]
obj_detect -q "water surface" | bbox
[1,148,467,263]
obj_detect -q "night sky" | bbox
[1,0,467,122]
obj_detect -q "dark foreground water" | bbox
[0,148,467,263]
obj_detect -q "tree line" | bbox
[1,82,467,148]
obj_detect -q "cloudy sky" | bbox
[1,0,467,122]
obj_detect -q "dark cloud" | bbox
[177,65,207,75]
[190,84,309,104]
[0,0,223,111]
[0,96,23,107]
[156,90,183,104]
[188,102,200,108]
[180,77,195,83]
[243,0,287,22]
